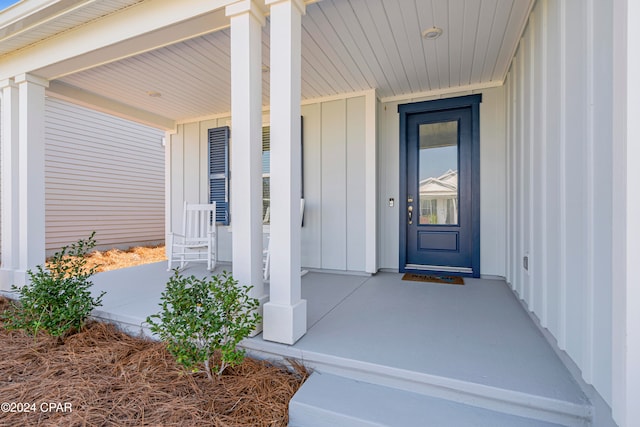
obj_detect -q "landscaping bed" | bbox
[83,245,167,272]
[0,297,307,426]
[0,244,308,426]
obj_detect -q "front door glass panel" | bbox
[418,121,458,225]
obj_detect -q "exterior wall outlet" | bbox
[523,255,529,271]
[389,198,394,207]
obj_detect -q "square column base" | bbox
[0,269,15,292]
[0,269,27,291]
[263,299,307,344]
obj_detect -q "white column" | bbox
[225,1,268,319]
[263,0,307,344]
[0,78,19,289]
[15,74,48,286]
[436,198,447,224]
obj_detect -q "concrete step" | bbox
[289,372,578,427]
[243,340,592,427]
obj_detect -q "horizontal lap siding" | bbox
[505,0,613,406]
[45,98,165,253]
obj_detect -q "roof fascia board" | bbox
[47,80,175,130]
[1,0,62,30]
[0,0,235,81]
[0,0,99,44]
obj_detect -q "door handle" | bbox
[408,205,413,225]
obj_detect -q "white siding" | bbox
[300,104,322,268]
[168,117,233,264]
[310,96,368,271]
[320,100,347,270]
[504,0,613,407]
[169,93,370,273]
[377,86,507,277]
[45,98,165,253]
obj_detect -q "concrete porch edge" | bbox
[241,338,592,427]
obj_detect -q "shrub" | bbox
[146,270,261,381]
[3,232,105,339]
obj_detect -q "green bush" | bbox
[3,232,105,339]
[146,270,261,380]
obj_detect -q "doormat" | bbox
[401,273,465,285]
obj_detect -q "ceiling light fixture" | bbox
[147,91,162,97]
[422,26,443,40]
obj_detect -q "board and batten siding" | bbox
[168,116,234,264]
[302,96,369,272]
[168,93,371,273]
[377,86,507,277]
[45,98,165,254]
[504,0,614,411]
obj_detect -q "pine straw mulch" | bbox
[0,298,309,427]
[83,245,168,273]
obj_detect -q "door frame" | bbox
[398,94,482,277]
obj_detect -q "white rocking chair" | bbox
[167,202,217,271]
[263,199,305,281]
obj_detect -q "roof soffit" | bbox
[5,0,532,126]
[0,0,235,81]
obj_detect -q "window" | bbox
[209,119,303,226]
[208,126,230,225]
[261,120,304,225]
[262,126,271,224]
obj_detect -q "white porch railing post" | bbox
[226,0,268,328]
[14,74,48,286]
[0,78,20,289]
[263,0,307,345]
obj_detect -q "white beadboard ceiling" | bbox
[55,0,532,124]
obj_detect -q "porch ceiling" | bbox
[41,0,532,125]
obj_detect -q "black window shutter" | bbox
[208,126,230,225]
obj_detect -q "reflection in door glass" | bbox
[419,121,458,225]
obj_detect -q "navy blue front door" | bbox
[399,95,481,277]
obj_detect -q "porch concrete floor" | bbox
[90,262,589,424]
